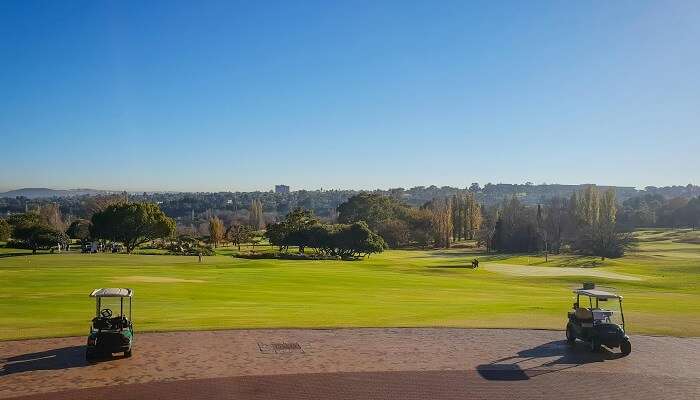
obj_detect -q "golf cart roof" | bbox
[90,288,133,298]
[573,288,621,299]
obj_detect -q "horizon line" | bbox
[2,182,697,195]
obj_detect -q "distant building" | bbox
[275,185,290,194]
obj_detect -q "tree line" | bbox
[478,186,636,259]
[332,187,643,259]
[3,183,698,244]
[618,194,700,229]
[2,187,698,260]
[334,192,483,249]
[0,202,177,254]
[0,199,387,259]
[0,212,69,254]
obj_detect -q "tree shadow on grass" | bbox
[0,252,34,258]
[476,340,624,381]
[414,250,513,261]
[0,345,122,376]
[425,250,483,258]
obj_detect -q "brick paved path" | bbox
[2,328,698,399]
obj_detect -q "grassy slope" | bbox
[0,229,698,340]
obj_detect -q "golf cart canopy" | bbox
[90,288,133,298]
[573,289,621,300]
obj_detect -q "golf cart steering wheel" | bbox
[100,308,113,318]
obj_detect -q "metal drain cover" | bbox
[258,342,304,354]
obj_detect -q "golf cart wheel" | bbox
[124,349,132,357]
[620,340,631,356]
[589,338,601,352]
[565,324,576,345]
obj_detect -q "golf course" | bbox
[1,228,698,340]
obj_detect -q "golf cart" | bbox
[86,288,134,360]
[566,284,631,355]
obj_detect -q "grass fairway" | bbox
[1,229,698,340]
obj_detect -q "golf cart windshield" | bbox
[573,289,625,328]
[591,299,623,326]
[89,288,133,328]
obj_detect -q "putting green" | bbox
[115,275,207,283]
[483,263,643,281]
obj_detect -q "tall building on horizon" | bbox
[275,184,290,194]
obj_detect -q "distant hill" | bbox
[0,188,109,199]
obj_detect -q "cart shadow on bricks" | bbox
[476,339,624,381]
[1,346,89,376]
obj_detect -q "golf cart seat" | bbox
[575,307,593,321]
[111,316,129,329]
[92,317,111,330]
[92,316,129,330]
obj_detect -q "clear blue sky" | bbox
[1,0,698,192]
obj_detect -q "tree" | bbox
[284,208,318,231]
[426,197,452,248]
[265,222,288,251]
[208,216,225,247]
[249,199,264,230]
[263,208,318,253]
[449,193,481,241]
[331,221,386,258]
[81,195,125,217]
[466,192,482,239]
[337,193,436,247]
[490,196,540,253]
[575,224,635,259]
[66,219,91,241]
[404,208,433,247]
[537,204,547,261]
[569,187,631,259]
[376,219,410,248]
[451,195,464,241]
[264,209,385,258]
[337,193,397,231]
[39,203,65,230]
[578,186,600,227]
[7,213,41,230]
[303,221,385,258]
[600,189,617,226]
[568,191,580,226]
[679,197,700,229]
[169,234,213,256]
[690,198,700,229]
[90,202,176,253]
[542,197,570,254]
[0,218,11,241]
[476,208,498,253]
[13,225,69,254]
[226,224,252,251]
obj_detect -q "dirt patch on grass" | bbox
[484,263,643,281]
[114,275,206,283]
